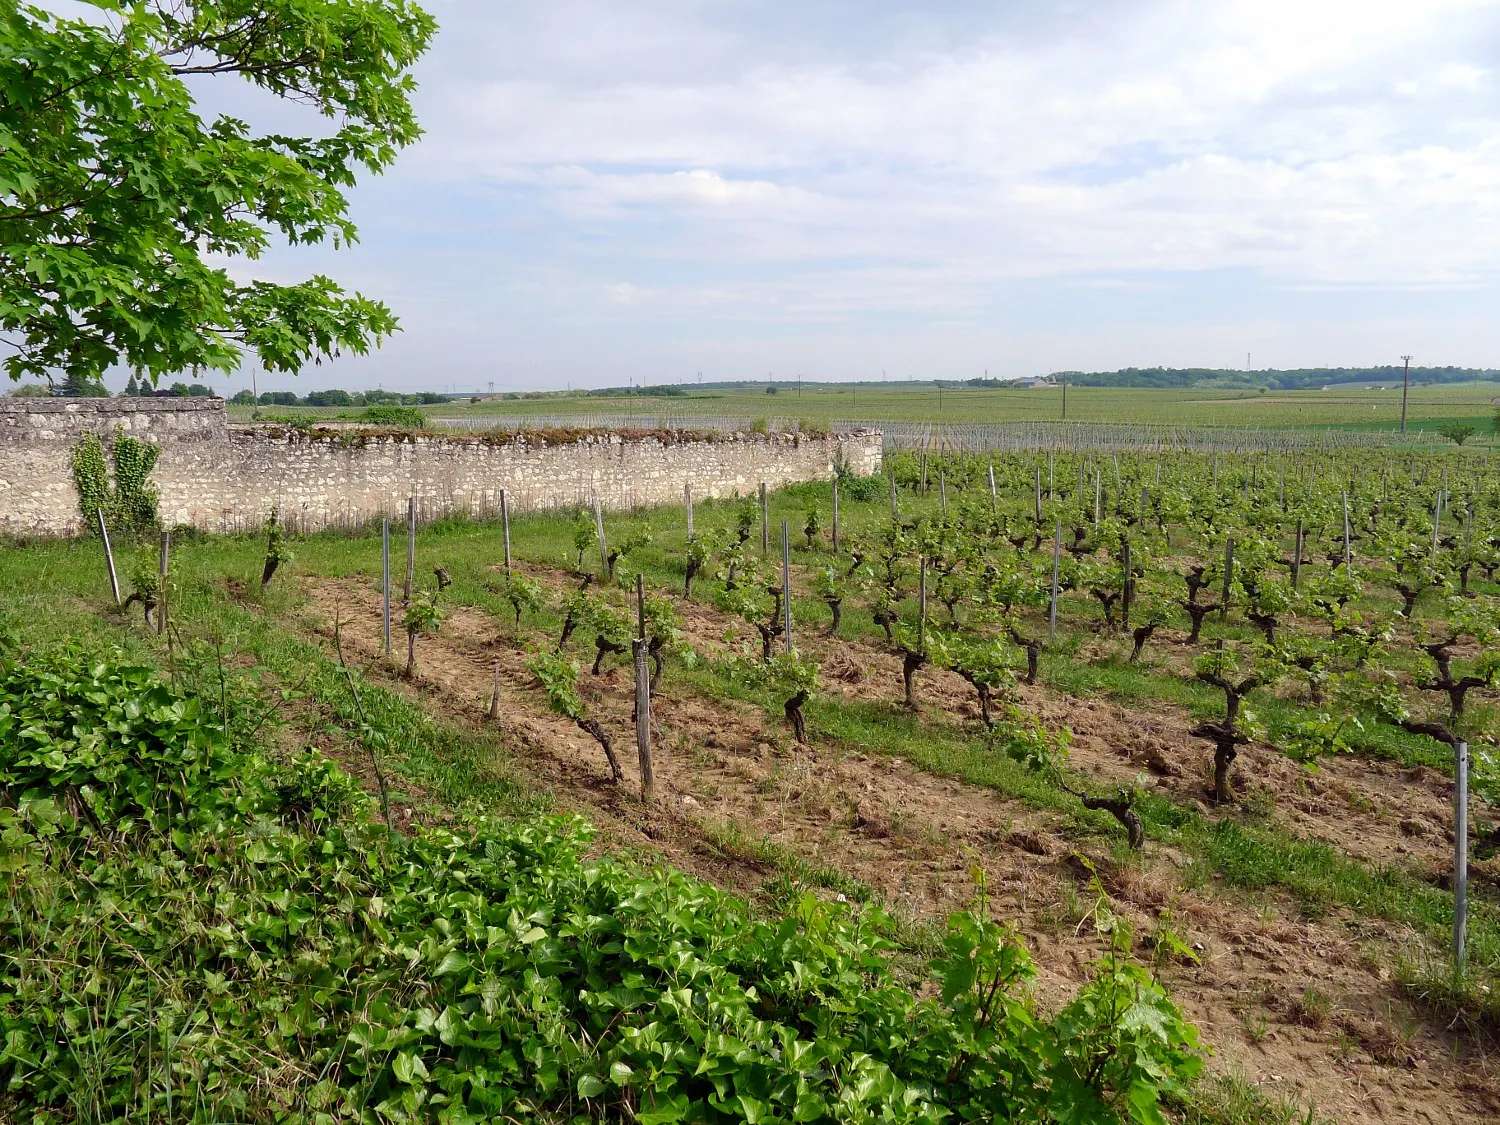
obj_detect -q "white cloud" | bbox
[238,0,1500,387]
[404,0,1500,298]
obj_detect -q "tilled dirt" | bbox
[531,561,1469,877]
[301,575,1498,1125]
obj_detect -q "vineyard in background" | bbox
[229,380,1500,437]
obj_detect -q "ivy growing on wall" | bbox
[71,428,162,534]
[70,432,110,528]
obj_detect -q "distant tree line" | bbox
[1046,366,1500,390]
[227,388,449,407]
[5,377,456,404]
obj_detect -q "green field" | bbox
[230,381,1500,436]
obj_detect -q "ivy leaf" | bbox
[576,1074,605,1099]
[391,1051,428,1085]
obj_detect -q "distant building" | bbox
[1012,376,1056,389]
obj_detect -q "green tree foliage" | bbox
[59,371,108,397]
[305,388,355,406]
[1438,423,1477,447]
[0,0,435,386]
[359,404,424,428]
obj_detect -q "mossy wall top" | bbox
[0,398,883,536]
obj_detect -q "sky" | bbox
[221,0,1500,393]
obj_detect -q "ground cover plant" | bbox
[6,442,1500,1121]
[0,642,1204,1123]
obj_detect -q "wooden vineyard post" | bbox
[1094,470,1101,524]
[1034,466,1042,522]
[1077,460,1085,501]
[889,473,899,521]
[98,510,121,607]
[760,481,770,555]
[1122,539,1133,628]
[634,574,654,803]
[1292,519,1303,589]
[918,556,928,650]
[921,453,928,493]
[1456,740,1470,971]
[1047,452,1054,501]
[831,474,840,552]
[382,518,392,653]
[782,520,793,654]
[1049,520,1061,641]
[1342,492,1352,576]
[593,492,609,578]
[1220,538,1235,622]
[1432,491,1444,562]
[157,529,170,636]
[685,482,694,539]
[1279,466,1286,511]
[500,488,512,576]
[939,470,948,515]
[404,496,416,604]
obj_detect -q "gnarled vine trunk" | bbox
[784,691,809,744]
[577,716,623,781]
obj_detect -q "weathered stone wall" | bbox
[0,398,228,536]
[0,398,883,536]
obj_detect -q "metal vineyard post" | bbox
[98,510,120,606]
[382,518,391,653]
[634,573,654,803]
[1049,521,1061,640]
[500,488,512,576]
[1456,739,1469,971]
[157,530,170,636]
[761,482,770,554]
[782,520,793,654]
[405,496,416,603]
[593,492,608,577]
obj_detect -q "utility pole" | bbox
[1400,355,1413,433]
[1061,374,1067,420]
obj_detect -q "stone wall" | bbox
[0,398,883,537]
